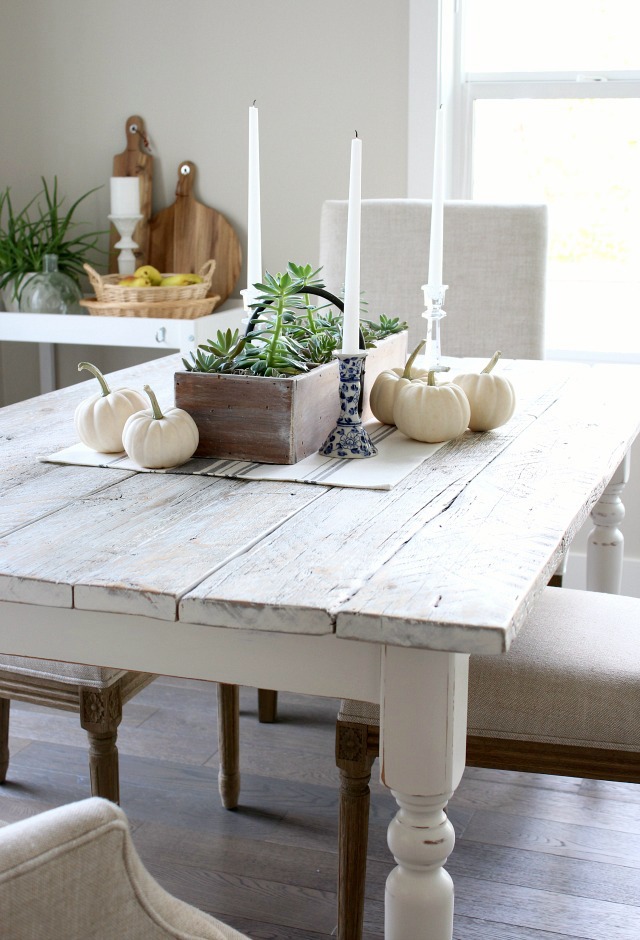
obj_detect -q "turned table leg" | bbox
[381,647,469,940]
[587,453,630,594]
[217,683,240,809]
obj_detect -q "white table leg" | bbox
[380,646,469,940]
[586,452,630,594]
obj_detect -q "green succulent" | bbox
[182,262,407,377]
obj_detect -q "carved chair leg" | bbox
[0,697,9,783]
[217,683,240,810]
[79,685,122,804]
[257,688,278,723]
[335,719,379,940]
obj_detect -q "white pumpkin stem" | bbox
[482,350,502,374]
[78,361,111,397]
[402,340,426,379]
[143,384,164,420]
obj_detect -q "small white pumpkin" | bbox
[393,370,470,443]
[122,385,199,469]
[452,351,516,432]
[369,340,428,425]
[74,361,147,453]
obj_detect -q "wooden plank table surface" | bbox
[1,353,638,940]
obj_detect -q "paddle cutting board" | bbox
[148,161,242,306]
[108,115,153,272]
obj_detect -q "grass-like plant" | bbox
[0,177,105,303]
[183,262,407,377]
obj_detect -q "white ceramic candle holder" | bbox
[108,214,143,275]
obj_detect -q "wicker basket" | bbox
[84,260,216,303]
[80,295,221,319]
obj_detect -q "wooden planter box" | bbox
[174,331,407,464]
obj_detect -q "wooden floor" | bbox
[1,676,639,939]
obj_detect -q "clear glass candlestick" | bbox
[421,283,448,369]
[319,352,377,459]
[109,214,143,275]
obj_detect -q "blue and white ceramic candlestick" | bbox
[319,352,377,459]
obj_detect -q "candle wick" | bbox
[355,130,358,138]
[252,99,257,107]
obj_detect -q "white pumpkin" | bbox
[122,385,199,469]
[369,340,428,425]
[74,361,147,453]
[393,371,470,443]
[452,351,516,432]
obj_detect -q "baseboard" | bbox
[564,552,640,597]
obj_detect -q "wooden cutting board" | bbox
[108,115,153,272]
[148,161,242,305]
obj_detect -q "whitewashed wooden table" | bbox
[0,354,638,940]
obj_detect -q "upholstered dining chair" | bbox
[335,587,640,940]
[0,797,250,939]
[319,198,548,358]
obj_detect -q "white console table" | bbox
[0,306,245,393]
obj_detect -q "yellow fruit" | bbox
[118,275,137,286]
[160,273,202,287]
[134,265,162,286]
[130,275,153,287]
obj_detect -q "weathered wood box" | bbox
[174,331,407,464]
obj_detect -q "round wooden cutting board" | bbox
[148,161,242,306]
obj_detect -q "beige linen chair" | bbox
[336,587,640,940]
[0,657,155,803]
[0,796,250,940]
[319,198,548,357]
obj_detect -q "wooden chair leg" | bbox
[335,719,379,940]
[0,697,9,783]
[79,686,122,804]
[217,683,240,809]
[257,688,278,723]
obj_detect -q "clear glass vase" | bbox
[20,254,84,315]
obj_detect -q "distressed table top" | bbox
[1,354,638,656]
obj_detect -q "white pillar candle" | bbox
[341,134,362,355]
[110,176,140,217]
[246,102,262,308]
[427,105,445,289]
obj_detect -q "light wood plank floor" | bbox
[1,676,639,939]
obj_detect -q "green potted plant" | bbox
[0,176,105,310]
[175,262,408,464]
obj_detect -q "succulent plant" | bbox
[182,263,407,377]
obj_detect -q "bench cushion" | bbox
[468,587,639,751]
[0,655,126,689]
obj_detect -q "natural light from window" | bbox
[464,0,640,360]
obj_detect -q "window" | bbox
[455,0,640,361]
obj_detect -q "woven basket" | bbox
[84,259,216,303]
[80,295,221,319]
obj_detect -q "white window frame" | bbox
[449,2,640,362]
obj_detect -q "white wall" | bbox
[0,0,409,401]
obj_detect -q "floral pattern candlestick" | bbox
[319,352,377,459]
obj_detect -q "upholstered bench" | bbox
[0,657,155,803]
[335,587,640,940]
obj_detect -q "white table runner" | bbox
[41,422,447,490]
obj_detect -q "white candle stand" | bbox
[421,283,448,370]
[108,214,143,275]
